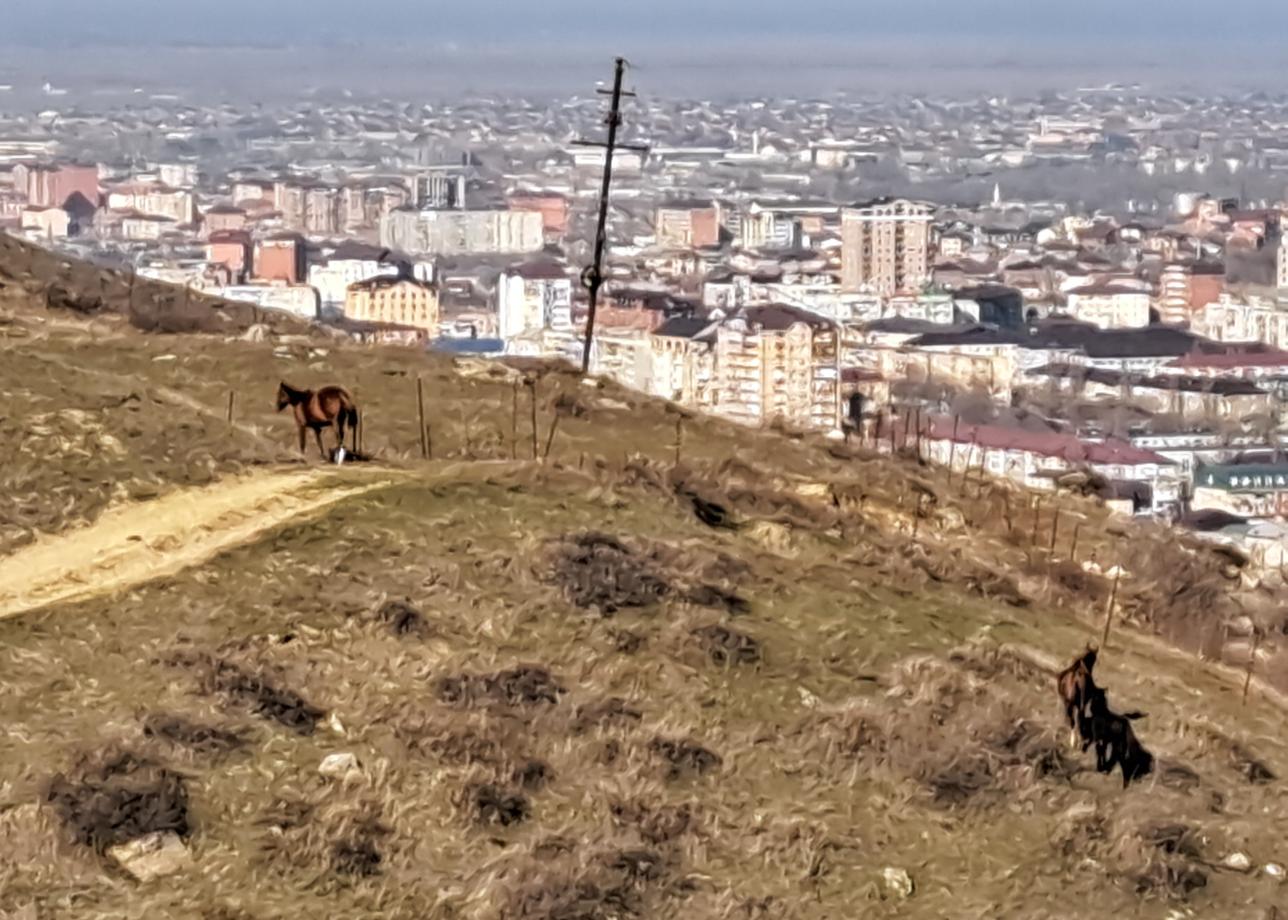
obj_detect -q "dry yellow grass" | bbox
[1,280,1287,919]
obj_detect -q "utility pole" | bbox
[575,57,647,375]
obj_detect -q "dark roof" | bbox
[507,261,568,281]
[348,275,436,293]
[653,316,714,339]
[907,326,1030,348]
[1027,364,1268,396]
[431,337,505,354]
[741,304,834,331]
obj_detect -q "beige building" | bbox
[345,276,440,334]
[1195,293,1288,349]
[654,202,720,249]
[106,183,196,224]
[647,316,716,407]
[841,198,933,294]
[710,305,840,431]
[20,206,69,240]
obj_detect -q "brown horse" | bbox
[276,381,360,459]
[1056,645,1099,747]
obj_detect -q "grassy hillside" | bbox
[1,257,1286,919]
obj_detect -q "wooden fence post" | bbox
[416,376,428,459]
[674,414,684,467]
[1049,508,1061,554]
[948,415,960,477]
[1101,567,1122,649]
[1031,497,1042,547]
[226,390,236,424]
[1069,521,1082,563]
[529,379,539,461]
[542,411,561,463]
[510,380,519,460]
[1243,630,1262,705]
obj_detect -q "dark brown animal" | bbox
[1084,685,1152,787]
[1056,645,1098,746]
[276,381,360,459]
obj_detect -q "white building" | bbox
[1065,285,1151,329]
[497,262,573,340]
[380,208,544,256]
[213,284,319,319]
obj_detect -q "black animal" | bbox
[1084,685,1153,787]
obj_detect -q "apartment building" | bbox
[710,305,840,431]
[380,208,544,256]
[1065,284,1152,328]
[496,262,573,340]
[654,201,720,249]
[840,198,933,295]
[345,276,440,334]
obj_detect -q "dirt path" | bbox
[0,467,396,620]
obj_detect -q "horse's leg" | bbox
[297,424,307,455]
[335,414,347,454]
[314,427,327,460]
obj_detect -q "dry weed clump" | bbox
[142,712,249,758]
[571,697,643,734]
[462,782,531,827]
[808,656,1075,806]
[1057,805,1212,901]
[46,748,191,853]
[543,531,748,616]
[258,793,392,882]
[648,737,723,780]
[371,599,429,637]
[1193,726,1277,785]
[496,839,686,920]
[690,624,762,666]
[436,666,567,707]
[168,650,325,734]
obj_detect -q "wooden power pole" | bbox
[575,57,646,375]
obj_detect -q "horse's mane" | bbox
[279,381,310,400]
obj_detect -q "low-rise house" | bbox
[910,416,1181,512]
[1024,364,1275,422]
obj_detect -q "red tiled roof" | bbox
[923,416,1172,466]
[1169,351,1288,369]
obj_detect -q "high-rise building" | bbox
[840,198,933,295]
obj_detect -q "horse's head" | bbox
[275,381,291,411]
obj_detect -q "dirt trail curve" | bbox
[0,468,396,620]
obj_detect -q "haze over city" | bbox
[8,2,1288,917]
[4,1,1288,98]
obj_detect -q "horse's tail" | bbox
[346,404,361,453]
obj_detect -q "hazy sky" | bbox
[8,0,1288,45]
[4,1,1288,99]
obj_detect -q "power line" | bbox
[573,56,647,375]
